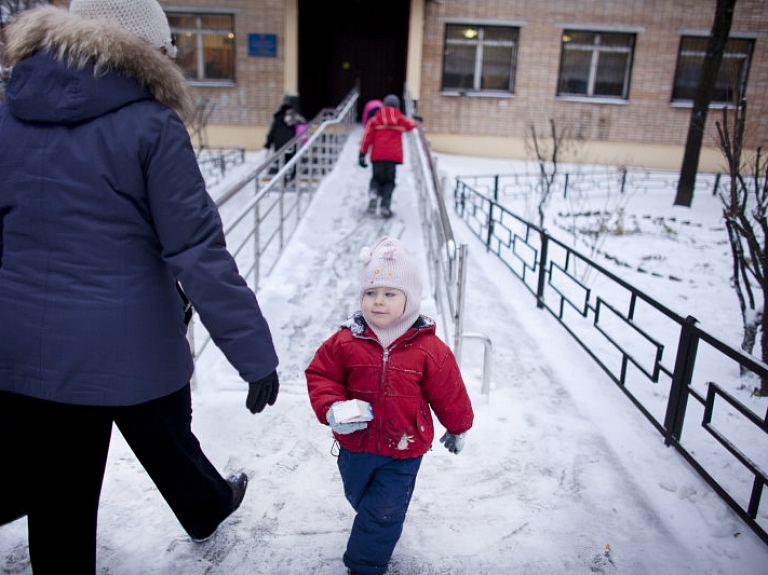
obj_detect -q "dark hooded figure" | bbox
[265,93,307,177]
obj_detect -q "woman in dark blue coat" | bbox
[0,2,280,572]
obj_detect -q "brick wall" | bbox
[418,0,768,154]
[161,0,287,130]
[147,0,767,167]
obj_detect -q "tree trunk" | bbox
[760,298,768,396]
[674,0,737,207]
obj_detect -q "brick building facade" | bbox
[417,0,768,170]
[153,0,767,170]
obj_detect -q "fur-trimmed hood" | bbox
[2,6,193,122]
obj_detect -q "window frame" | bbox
[168,10,237,85]
[670,34,755,108]
[556,29,636,101]
[440,22,521,96]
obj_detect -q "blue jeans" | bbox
[337,447,422,575]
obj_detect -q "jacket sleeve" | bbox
[144,110,279,383]
[398,112,418,133]
[305,332,350,424]
[265,119,275,148]
[0,206,4,268]
[359,117,376,155]
[0,106,4,266]
[420,338,474,435]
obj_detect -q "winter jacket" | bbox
[359,105,417,164]
[0,7,278,406]
[265,105,307,151]
[306,313,474,459]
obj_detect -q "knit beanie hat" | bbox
[359,236,423,347]
[383,94,400,108]
[69,0,177,57]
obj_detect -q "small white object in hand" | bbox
[332,399,373,423]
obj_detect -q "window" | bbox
[168,12,235,83]
[671,36,754,105]
[441,24,519,94]
[557,31,635,99]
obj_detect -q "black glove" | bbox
[358,152,367,168]
[246,370,279,414]
[413,115,424,123]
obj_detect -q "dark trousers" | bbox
[337,448,422,575]
[0,385,232,574]
[370,161,398,209]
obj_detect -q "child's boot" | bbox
[366,191,378,214]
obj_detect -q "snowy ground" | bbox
[2,128,767,574]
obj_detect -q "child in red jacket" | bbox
[358,95,418,218]
[306,236,474,575]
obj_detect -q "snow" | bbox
[2,127,768,574]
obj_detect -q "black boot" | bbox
[191,472,248,543]
[228,472,248,512]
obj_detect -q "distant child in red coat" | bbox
[358,95,418,218]
[306,236,474,575]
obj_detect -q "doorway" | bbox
[297,0,411,121]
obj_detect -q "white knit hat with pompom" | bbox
[70,0,177,57]
[359,236,423,346]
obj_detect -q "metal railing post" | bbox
[253,201,261,290]
[620,167,627,194]
[486,203,495,249]
[664,315,699,445]
[461,333,493,395]
[536,230,549,309]
[454,243,468,357]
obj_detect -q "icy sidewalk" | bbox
[2,129,767,574]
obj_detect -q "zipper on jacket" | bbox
[376,347,390,453]
[380,348,390,388]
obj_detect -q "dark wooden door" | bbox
[298,0,410,121]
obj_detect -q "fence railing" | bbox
[456,167,729,203]
[453,175,768,546]
[403,95,492,392]
[187,88,359,366]
[196,146,246,187]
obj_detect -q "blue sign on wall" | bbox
[248,33,277,57]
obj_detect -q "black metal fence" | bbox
[196,146,246,187]
[453,174,768,546]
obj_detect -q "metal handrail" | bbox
[404,92,492,395]
[189,86,492,402]
[187,88,359,370]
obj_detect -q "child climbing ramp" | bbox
[358,95,418,219]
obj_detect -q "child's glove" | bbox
[358,152,368,168]
[440,431,466,454]
[327,401,370,434]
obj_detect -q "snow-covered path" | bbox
[2,129,767,574]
